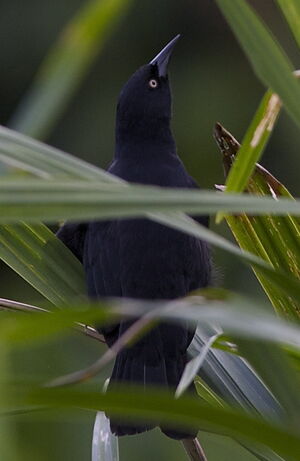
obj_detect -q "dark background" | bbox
[0,0,299,459]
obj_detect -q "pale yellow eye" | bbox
[149,79,158,88]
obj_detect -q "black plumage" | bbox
[57,36,211,439]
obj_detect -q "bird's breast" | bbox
[108,157,190,187]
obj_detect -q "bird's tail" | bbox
[107,330,197,439]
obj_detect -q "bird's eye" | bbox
[148,79,158,89]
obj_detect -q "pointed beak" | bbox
[149,34,180,77]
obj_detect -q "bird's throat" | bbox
[115,116,176,159]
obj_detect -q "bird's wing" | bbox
[84,221,122,297]
[56,222,87,263]
[84,221,122,346]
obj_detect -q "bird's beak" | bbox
[149,34,180,77]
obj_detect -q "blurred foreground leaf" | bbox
[0,126,272,301]
[8,385,300,460]
[3,180,300,221]
[0,345,18,459]
[277,0,300,49]
[1,125,300,314]
[9,0,133,139]
[1,296,300,351]
[236,339,300,428]
[0,223,84,304]
[215,0,300,127]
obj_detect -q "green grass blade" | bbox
[0,123,110,305]
[225,213,300,319]
[194,379,286,461]
[277,0,300,49]
[236,339,300,429]
[215,0,300,128]
[2,180,300,220]
[2,177,300,305]
[145,212,300,306]
[241,444,287,461]
[3,297,300,350]
[216,91,281,198]
[11,386,300,460]
[2,295,300,459]
[190,327,282,420]
[0,345,18,460]
[0,125,119,181]
[9,0,133,139]
[176,332,221,397]
[0,223,85,304]
[215,123,300,319]
[194,376,228,408]
[1,127,300,311]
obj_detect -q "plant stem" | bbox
[0,297,105,343]
[182,438,208,461]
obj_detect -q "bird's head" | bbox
[116,35,180,124]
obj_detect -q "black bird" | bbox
[57,35,211,439]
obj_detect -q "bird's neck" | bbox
[114,117,176,159]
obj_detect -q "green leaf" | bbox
[194,376,228,408]
[0,223,85,304]
[0,122,115,304]
[241,444,287,461]
[2,180,300,221]
[217,91,281,197]
[10,385,300,460]
[176,332,221,397]
[194,377,285,461]
[236,339,300,429]
[214,123,300,320]
[3,179,300,304]
[277,0,300,49]
[0,125,118,181]
[224,213,300,319]
[2,127,300,316]
[2,296,300,351]
[9,0,133,139]
[0,345,18,459]
[215,0,300,128]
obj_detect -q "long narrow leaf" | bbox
[214,123,300,319]
[0,125,119,181]
[219,90,281,197]
[236,339,300,428]
[2,180,300,219]
[1,126,300,316]
[2,296,300,351]
[215,0,300,127]
[12,386,300,460]
[189,327,282,421]
[0,345,18,460]
[0,223,84,304]
[0,126,281,300]
[276,0,300,49]
[9,0,133,139]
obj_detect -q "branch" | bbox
[182,438,208,461]
[0,297,105,343]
